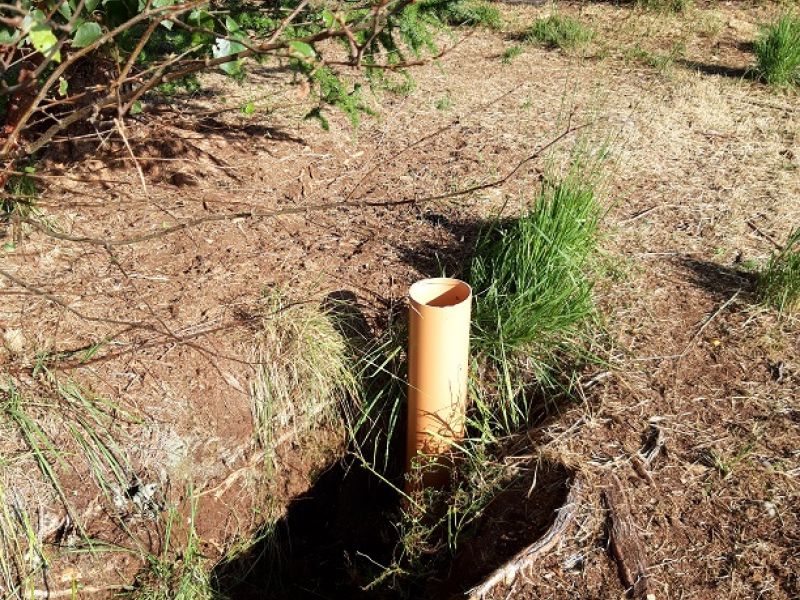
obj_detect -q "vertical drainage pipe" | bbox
[406,277,472,488]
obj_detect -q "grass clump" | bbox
[0,374,138,598]
[754,14,800,87]
[421,0,502,29]
[501,45,523,64]
[469,177,600,361]
[250,290,359,452]
[757,228,800,313]
[0,474,43,600]
[526,14,593,51]
[126,497,215,600]
[636,0,690,13]
[626,41,686,73]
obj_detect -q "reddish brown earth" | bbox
[0,1,798,598]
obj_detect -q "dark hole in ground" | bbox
[212,455,573,600]
[210,363,577,600]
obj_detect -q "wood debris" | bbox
[604,473,650,599]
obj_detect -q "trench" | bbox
[212,225,579,598]
[211,425,574,599]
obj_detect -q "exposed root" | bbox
[467,475,583,599]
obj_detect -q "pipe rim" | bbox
[409,277,472,309]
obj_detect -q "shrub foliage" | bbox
[0,0,487,175]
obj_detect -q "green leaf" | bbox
[213,37,245,77]
[29,25,60,61]
[27,11,60,62]
[225,16,241,34]
[85,0,100,11]
[0,28,15,44]
[289,41,315,58]
[321,9,335,29]
[188,9,214,46]
[240,101,255,115]
[72,22,102,48]
[130,100,143,115]
[188,9,213,30]
[58,2,72,20]
[58,77,68,97]
[153,0,174,27]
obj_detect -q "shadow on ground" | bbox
[676,59,752,80]
[42,99,306,173]
[677,257,757,301]
[394,211,519,281]
[211,451,573,600]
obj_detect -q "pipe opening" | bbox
[409,278,471,308]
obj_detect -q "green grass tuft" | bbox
[526,14,593,51]
[469,177,600,360]
[625,41,686,73]
[757,228,800,313]
[501,45,523,64]
[754,14,800,87]
[125,495,216,600]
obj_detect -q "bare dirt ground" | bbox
[1,0,798,598]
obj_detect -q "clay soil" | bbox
[1,0,799,598]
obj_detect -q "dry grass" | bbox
[0,373,139,598]
[249,288,359,455]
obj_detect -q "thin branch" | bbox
[5,0,415,160]
[1,0,206,156]
[20,123,587,247]
[114,117,148,197]
[0,266,161,332]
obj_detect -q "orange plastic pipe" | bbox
[406,278,472,487]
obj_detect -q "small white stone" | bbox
[764,501,777,518]
[3,328,25,354]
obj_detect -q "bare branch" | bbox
[19,123,587,246]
